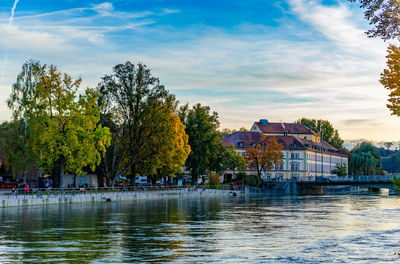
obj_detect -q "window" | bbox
[291,153,299,160]
[237,141,243,147]
[291,162,299,171]
[275,163,284,171]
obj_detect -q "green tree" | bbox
[97,61,177,184]
[393,177,400,192]
[222,144,245,180]
[220,127,249,135]
[331,163,348,177]
[27,65,110,188]
[297,118,344,149]
[7,60,42,183]
[0,120,25,179]
[349,142,381,175]
[179,103,223,183]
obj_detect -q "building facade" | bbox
[222,119,348,181]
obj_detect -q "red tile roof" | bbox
[222,131,347,157]
[254,122,319,136]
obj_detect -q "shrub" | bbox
[208,172,221,186]
[244,174,261,187]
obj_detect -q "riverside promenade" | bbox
[0,187,241,208]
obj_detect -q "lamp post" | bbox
[291,123,294,181]
[321,129,324,178]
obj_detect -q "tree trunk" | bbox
[59,156,65,189]
[111,177,117,188]
[192,171,198,185]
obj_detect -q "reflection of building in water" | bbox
[222,119,348,181]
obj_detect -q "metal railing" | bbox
[0,185,240,199]
[296,175,397,183]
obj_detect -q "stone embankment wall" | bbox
[0,189,241,208]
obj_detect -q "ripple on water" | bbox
[1,195,400,263]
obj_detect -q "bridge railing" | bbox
[296,175,398,183]
[352,175,395,182]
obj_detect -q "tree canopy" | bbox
[349,0,400,41]
[7,61,111,187]
[179,103,223,182]
[349,142,381,175]
[97,61,188,185]
[0,120,25,178]
[245,135,283,181]
[297,118,344,149]
[380,45,400,116]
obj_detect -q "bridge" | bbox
[297,175,397,189]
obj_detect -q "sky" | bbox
[0,0,398,141]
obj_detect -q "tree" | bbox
[135,105,191,183]
[0,120,25,179]
[245,135,284,182]
[220,127,249,135]
[331,163,348,177]
[384,141,394,150]
[297,118,344,149]
[27,65,110,188]
[380,45,400,116]
[349,0,400,41]
[349,142,381,175]
[97,61,176,184]
[179,103,223,183]
[222,144,246,179]
[7,60,42,183]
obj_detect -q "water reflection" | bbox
[0,195,400,263]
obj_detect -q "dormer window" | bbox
[237,141,244,147]
[251,142,257,147]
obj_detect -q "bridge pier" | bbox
[297,184,323,195]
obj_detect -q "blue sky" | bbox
[0,0,398,140]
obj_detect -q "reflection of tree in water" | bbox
[0,198,226,263]
[0,204,114,263]
[120,197,223,262]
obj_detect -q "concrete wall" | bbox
[0,189,241,208]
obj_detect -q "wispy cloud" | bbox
[8,0,19,25]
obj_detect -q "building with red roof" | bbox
[222,119,348,181]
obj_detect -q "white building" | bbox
[222,119,348,181]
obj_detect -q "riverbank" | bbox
[0,188,242,208]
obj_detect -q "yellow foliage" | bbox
[136,105,190,177]
[246,135,283,176]
[381,45,400,116]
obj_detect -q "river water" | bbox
[0,195,400,263]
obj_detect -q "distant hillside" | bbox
[344,139,400,173]
[343,139,400,151]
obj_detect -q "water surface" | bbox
[1,195,400,263]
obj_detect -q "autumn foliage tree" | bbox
[349,0,400,41]
[380,45,400,116]
[245,135,284,182]
[136,105,190,183]
[97,61,189,185]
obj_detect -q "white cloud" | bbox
[0,0,397,140]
